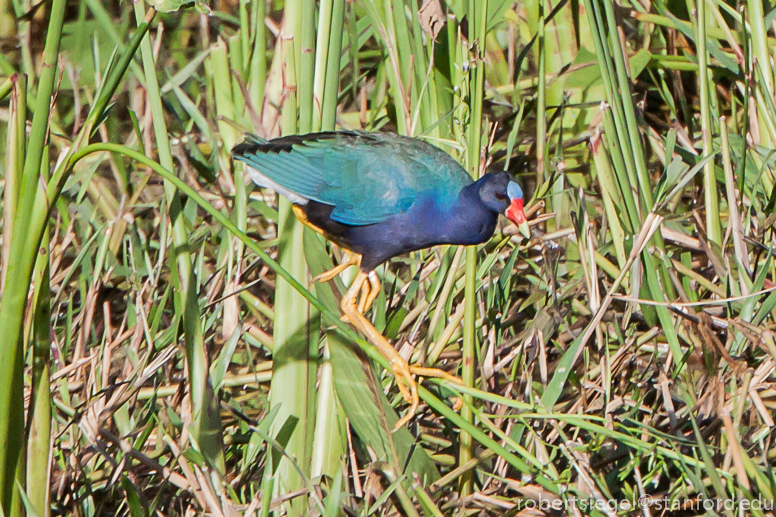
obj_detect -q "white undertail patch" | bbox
[246,166,309,205]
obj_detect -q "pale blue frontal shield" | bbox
[507,181,523,201]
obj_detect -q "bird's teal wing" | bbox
[232,132,472,225]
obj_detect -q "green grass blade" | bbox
[0,0,66,507]
[1,74,25,292]
[26,158,51,517]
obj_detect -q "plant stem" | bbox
[536,0,546,187]
[460,0,488,498]
[696,0,721,246]
[266,22,314,514]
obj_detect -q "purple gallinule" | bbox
[233,131,529,427]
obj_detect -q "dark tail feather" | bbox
[232,133,269,156]
[232,130,372,157]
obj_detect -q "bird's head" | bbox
[477,171,530,238]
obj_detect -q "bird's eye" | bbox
[495,193,508,201]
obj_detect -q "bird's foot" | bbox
[390,362,461,431]
[341,270,457,431]
[312,253,361,283]
[408,366,462,385]
[357,271,380,314]
[388,358,419,431]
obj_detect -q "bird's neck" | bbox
[444,182,499,245]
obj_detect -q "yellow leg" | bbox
[362,271,381,314]
[356,279,371,314]
[312,253,361,283]
[341,271,462,430]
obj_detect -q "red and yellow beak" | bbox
[506,198,530,238]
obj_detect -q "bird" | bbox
[233,130,530,428]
